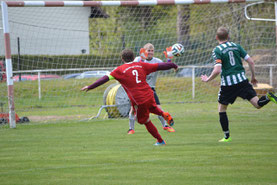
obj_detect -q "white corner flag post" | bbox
[1,1,16,128]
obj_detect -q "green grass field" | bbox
[0,102,277,185]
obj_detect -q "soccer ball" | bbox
[171,43,184,57]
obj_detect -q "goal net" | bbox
[0,1,276,123]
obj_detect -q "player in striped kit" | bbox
[127,43,175,134]
[201,26,277,142]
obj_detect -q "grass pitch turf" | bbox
[0,102,276,185]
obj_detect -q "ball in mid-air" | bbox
[172,43,184,57]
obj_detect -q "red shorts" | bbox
[133,98,163,124]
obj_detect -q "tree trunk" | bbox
[177,5,190,48]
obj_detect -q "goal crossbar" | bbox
[5,0,260,7]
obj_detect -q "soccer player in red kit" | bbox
[81,49,178,145]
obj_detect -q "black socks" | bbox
[219,112,229,139]
[257,95,270,107]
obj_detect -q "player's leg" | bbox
[249,92,277,108]
[217,86,236,142]
[249,96,263,109]
[157,105,175,132]
[149,102,174,126]
[157,104,175,132]
[145,120,166,145]
[128,106,135,134]
[218,103,231,142]
[136,102,165,145]
[241,81,273,109]
[153,91,167,127]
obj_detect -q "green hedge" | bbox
[10,54,122,74]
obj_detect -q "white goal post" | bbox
[244,1,277,63]
[1,1,16,128]
[1,0,276,127]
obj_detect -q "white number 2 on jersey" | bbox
[132,70,141,83]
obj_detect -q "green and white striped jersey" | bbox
[212,41,249,86]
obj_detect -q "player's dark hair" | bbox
[121,49,135,63]
[216,27,229,41]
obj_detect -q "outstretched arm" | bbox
[157,62,178,71]
[81,75,112,92]
[201,65,221,82]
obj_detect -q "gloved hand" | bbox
[140,48,148,60]
[163,46,174,60]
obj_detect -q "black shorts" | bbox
[151,88,160,105]
[218,79,257,105]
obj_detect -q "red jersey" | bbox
[110,61,158,105]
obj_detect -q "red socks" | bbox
[144,120,163,143]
